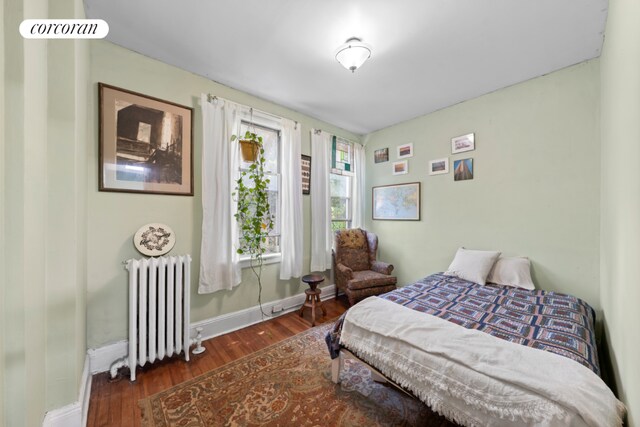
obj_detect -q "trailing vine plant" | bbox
[231,129,274,317]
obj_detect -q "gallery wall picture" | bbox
[99,83,194,195]
[392,160,408,175]
[301,154,311,195]
[451,133,475,154]
[397,143,414,159]
[372,182,421,221]
[429,158,449,175]
[454,158,474,181]
[374,147,389,163]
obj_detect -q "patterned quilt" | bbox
[375,273,600,375]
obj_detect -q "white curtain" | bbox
[279,119,303,280]
[198,95,241,294]
[351,142,366,229]
[310,129,333,272]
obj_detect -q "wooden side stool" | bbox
[298,274,327,326]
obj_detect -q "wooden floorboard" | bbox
[87,296,348,427]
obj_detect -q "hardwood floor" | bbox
[87,297,349,427]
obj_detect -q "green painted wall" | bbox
[363,60,601,310]
[600,0,640,424]
[1,0,89,425]
[86,40,360,349]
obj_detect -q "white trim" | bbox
[88,284,336,374]
[239,252,281,269]
[193,284,336,342]
[42,355,92,427]
[88,340,127,374]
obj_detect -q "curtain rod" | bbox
[312,128,361,147]
[207,94,298,129]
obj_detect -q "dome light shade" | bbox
[335,37,371,73]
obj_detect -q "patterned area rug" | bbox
[140,322,456,426]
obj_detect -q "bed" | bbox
[328,273,625,427]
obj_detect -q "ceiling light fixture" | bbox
[335,37,371,73]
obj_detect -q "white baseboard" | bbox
[193,284,337,341]
[88,340,128,375]
[42,355,92,427]
[88,284,337,374]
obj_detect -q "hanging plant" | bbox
[231,129,274,317]
[238,137,259,163]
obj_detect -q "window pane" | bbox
[331,221,350,232]
[330,174,350,198]
[263,236,279,254]
[240,122,278,173]
[236,121,281,258]
[333,137,353,173]
[331,197,350,221]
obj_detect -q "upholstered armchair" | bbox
[333,228,397,306]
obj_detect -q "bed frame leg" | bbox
[331,353,343,384]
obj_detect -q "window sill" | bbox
[239,253,281,269]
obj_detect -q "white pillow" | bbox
[487,257,535,290]
[445,247,501,285]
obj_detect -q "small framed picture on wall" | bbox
[397,143,413,159]
[301,154,311,195]
[454,158,474,181]
[374,147,389,163]
[429,158,449,175]
[392,160,408,175]
[451,133,475,154]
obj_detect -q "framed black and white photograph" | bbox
[451,133,475,154]
[301,154,311,195]
[374,147,389,163]
[392,160,408,175]
[429,158,449,175]
[397,143,414,159]
[99,83,193,195]
[372,182,421,221]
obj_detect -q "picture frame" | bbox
[397,143,414,159]
[454,158,474,181]
[451,133,475,154]
[99,83,194,195]
[374,147,389,163]
[392,160,408,175]
[429,158,449,175]
[372,182,421,221]
[301,154,311,195]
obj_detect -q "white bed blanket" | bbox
[340,297,625,427]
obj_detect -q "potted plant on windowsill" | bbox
[232,130,274,316]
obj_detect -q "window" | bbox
[238,120,281,257]
[330,136,354,231]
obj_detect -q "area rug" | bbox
[139,322,456,426]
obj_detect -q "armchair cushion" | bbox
[340,248,370,271]
[347,270,398,291]
[371,260,394,276]
[336,229,367,249]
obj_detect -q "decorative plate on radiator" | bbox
[133,223,175,257]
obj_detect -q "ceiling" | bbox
[84,0,608,135]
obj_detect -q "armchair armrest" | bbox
[371,261,394,275]
[336,263,354,281]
